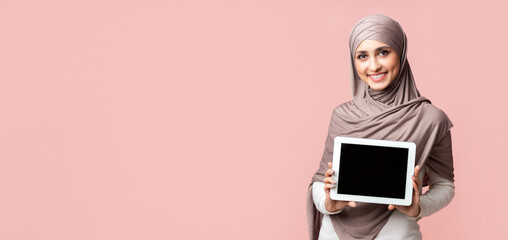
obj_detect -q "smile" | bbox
[368,72,387,82]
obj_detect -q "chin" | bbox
[369,83,389,91]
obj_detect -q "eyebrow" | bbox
[356,46,391,54]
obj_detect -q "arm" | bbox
[312,181,342,215]
[416,166,455,218]
[415,130,456,218]
[312,162,356,214]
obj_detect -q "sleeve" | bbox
[415,129,455,218]
[426,129,455,183]
[312,182,343,215]
[413,165,455,219]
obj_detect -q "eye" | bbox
[379,50,389,56]
[357,54,367,60]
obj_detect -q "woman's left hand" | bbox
[388,165,421,218]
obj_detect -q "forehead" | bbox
[355,39,391,53]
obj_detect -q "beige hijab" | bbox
[306,14,454,240]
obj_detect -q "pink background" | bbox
[1,0,507,239]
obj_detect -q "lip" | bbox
[368,72,387,76]
[368,72,388,82]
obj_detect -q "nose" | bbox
[368,57,381,72]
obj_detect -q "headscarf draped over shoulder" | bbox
[306,14,454,240]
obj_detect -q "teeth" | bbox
[371,73,385,78]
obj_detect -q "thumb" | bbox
[328,161,332,169]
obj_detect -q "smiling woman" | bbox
[306,14,456,240]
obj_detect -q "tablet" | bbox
[330,136,416,206]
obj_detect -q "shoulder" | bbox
[333,100,354,112]
[324,101,359,131]
[418,102,454,132]
[420,102,451,122]
[332,100,362,117]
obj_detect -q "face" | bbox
[354,39,400,91]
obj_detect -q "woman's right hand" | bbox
[324,161,357,212]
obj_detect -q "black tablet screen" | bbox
[337,143,409,199]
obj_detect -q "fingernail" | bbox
[330,170,334,174]
[332,179,336,184]
[330,184,335,188]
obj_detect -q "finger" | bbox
[388,204,395,210]
[413,165,420,178]
[412,175,421,188]
[325,162,334,177]
[348,201,357,207]
[324,177,337,185]
[324,184,330,194]
[412,181,420,195]
[325,169,335,177]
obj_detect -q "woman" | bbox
[307,15,455,240]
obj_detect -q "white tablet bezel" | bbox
[330,136,416,206]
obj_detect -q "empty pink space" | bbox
[0,0,506,239]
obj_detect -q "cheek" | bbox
[355,61,366,76]
[388,55,400,72]
[386,58,400,74]
[391,61,401,77]
[393,65,400,78]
